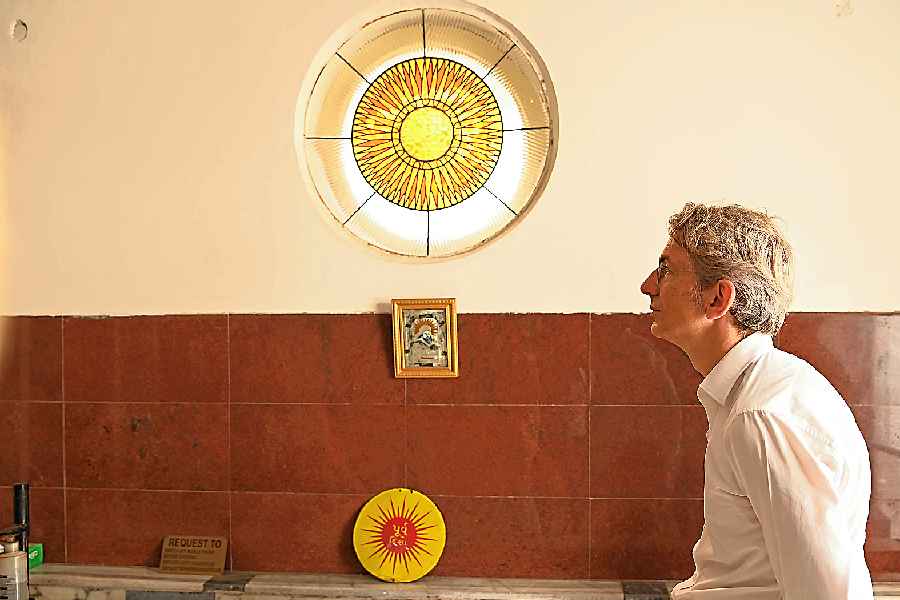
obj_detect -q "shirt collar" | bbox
[698,332,774,406]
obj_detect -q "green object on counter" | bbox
[28,543,43,569]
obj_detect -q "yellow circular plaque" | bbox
[353,488,446,582]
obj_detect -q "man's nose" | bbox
[640,270,657,296]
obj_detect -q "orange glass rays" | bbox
[353,488,447,582]
[352,57,502,211]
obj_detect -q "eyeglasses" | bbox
[655,262,697,284]
[656,262,672,282]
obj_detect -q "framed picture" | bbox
[391,298,459,378]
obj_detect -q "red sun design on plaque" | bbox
[360,496,438,575]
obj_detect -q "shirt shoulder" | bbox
[725,347,866,454]
[731,347,841,413]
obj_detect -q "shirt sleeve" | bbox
[723,410,855,600]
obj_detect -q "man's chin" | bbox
[649,320,686,353]
[648,318,674,344]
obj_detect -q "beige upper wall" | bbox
[0,0,897,315]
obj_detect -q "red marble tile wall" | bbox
[0,313,896,580]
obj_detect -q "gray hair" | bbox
[667,203,795,336]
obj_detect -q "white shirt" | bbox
[672,333,873,600]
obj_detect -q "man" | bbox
[640,203,872,599]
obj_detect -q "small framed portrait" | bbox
[391,298,459,378]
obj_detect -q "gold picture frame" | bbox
[391,298,459,378]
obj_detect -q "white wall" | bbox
[1,0,898,315]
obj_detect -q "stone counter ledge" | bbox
[28,565,900,600]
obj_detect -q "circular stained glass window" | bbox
[300,5,557,258]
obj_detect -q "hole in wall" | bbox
[11,19,27,42]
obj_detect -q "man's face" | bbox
[639,239,706,349]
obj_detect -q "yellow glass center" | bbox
[399,107,453,161]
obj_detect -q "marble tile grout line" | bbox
[60,315,68,563]
[226,313,233,571]
[587,312,592,578]
[46,400,872,406]
[41,488,706,502]
[403,379,408,487]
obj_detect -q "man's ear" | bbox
[705,279,736,320]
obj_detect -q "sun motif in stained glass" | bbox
[352,57,502,211]
[301,7,557,257]
[353,488,446,582]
